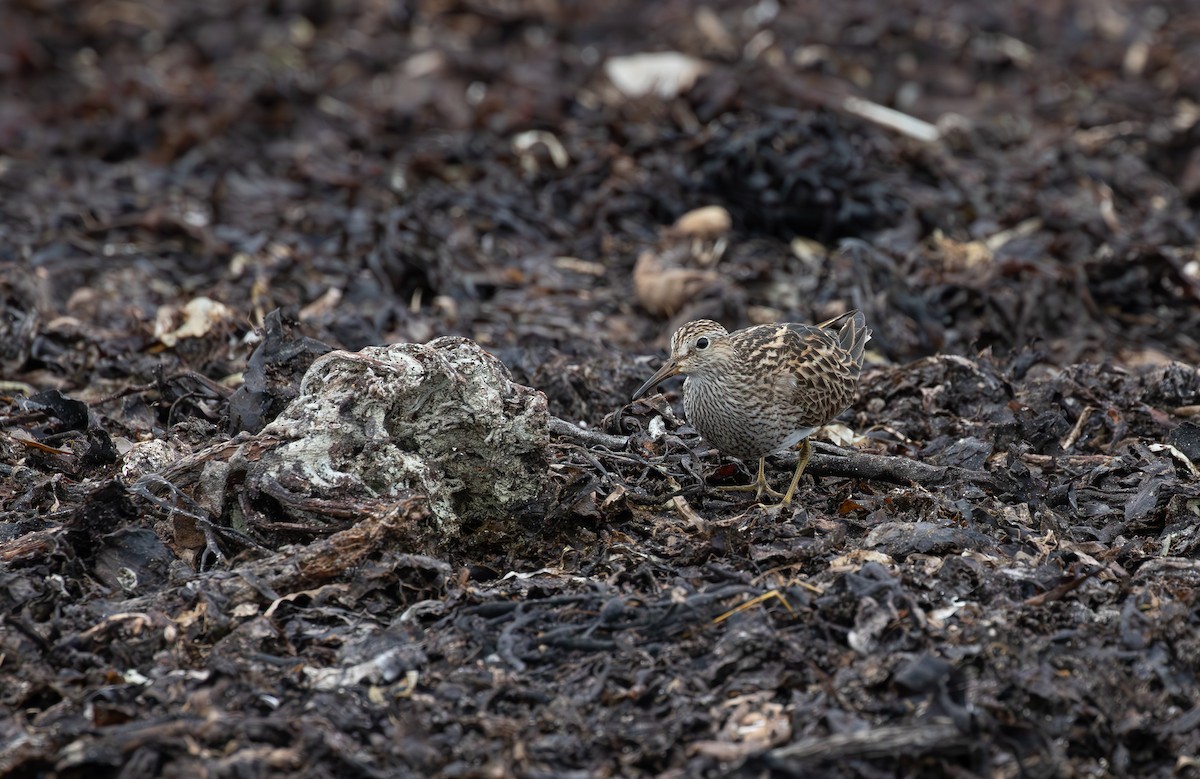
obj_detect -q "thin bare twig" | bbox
[801,446,992,487]
[549,416,630,450]
[767,718,970,763]
[554,415,990,489]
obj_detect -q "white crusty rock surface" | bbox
[251,336,548,538]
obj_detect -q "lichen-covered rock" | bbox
[250,337,548,539]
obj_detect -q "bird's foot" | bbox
[716,443,813,506]
[714,458,787,502]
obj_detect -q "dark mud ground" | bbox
[4,1,1200,777]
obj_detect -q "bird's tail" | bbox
[824,309,870,366]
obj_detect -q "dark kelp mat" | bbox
[3,1,1200,777]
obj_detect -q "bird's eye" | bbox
[695,336,710,350]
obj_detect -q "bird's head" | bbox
[632,319,731,400]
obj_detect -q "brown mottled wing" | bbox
[776,313,870,426]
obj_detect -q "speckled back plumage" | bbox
[669,311,870,461]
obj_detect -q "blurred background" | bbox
[2,0,1198,422]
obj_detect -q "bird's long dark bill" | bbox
[632,359,681,400]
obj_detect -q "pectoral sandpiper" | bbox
[633,311,870,505]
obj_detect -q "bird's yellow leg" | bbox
[779,440,812,506]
